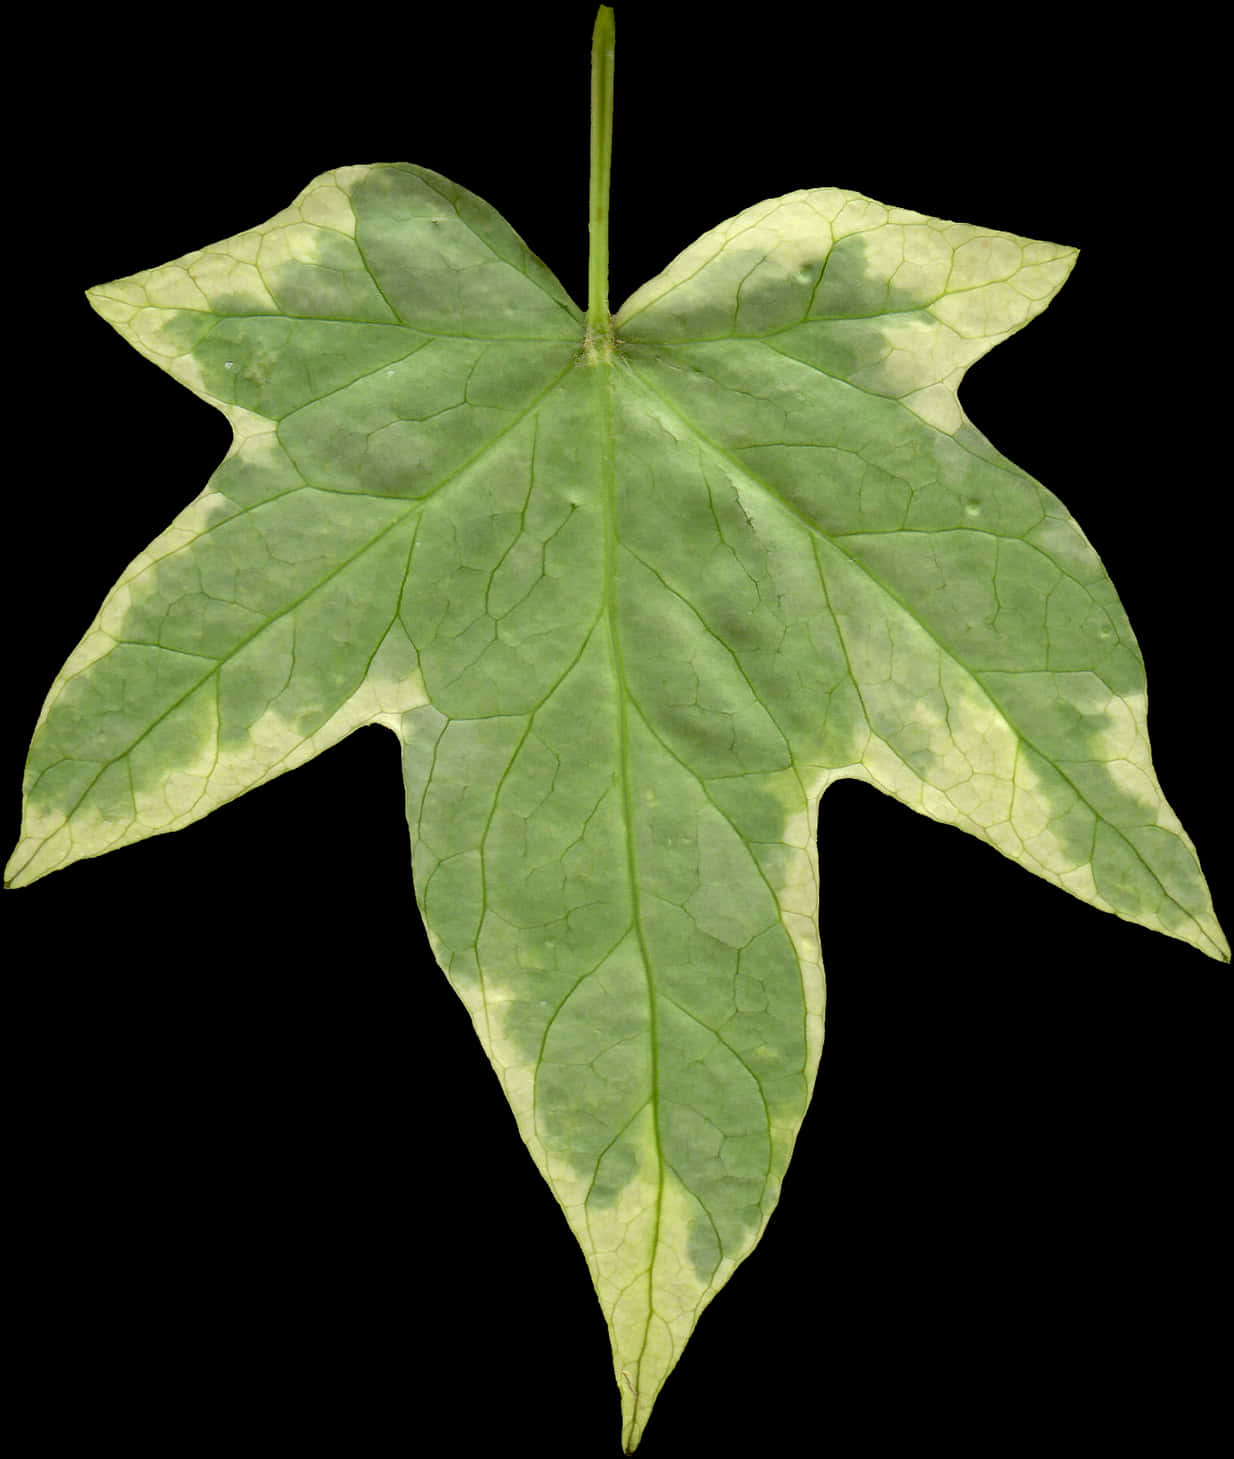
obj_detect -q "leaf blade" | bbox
[7,145,1226,1459]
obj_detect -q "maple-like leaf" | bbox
[6,10,1226,1452]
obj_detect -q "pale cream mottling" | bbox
[297,167,369,233]
[101,487,232,630]
[131,306,197,358]
[1055,681,1191,834]
[86,165,374,395]
[572,1108,659,1291]
[862,668,1021,819]
[902,380,964,433]
[615,1170,727,1442]
[770,772,828,1072]
[88,282,148,318]
[1009,749,1093,884]
[838,737,1104,907]
[832,193,888,236]
[1060,862,1102,903]
[1017,258,1076,301]
[257,220,334,275]
[843,668,1096,877]
[741,215,832,280]
[852,220,926,296]
[130,264,210,312]
[24,485,233,743]
[92,251,277,319]
[9,804,122,886]
[1008,752,1051,840]
[425,921,596,1195]
[775,803,817,915]
[948,233,1024,290]
[224,404,277,449]
[933,281,1038,340]
[615,193,802,326]
[615,186,1077,417]
[848,314,979,395]
[563,1118,744,1453]
[169,343,214,399]
[198,251,270,301]
[890,221,956,296]
[10,643,428,888]
[41,628,118,693]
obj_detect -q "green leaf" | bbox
[7,10,1226,1453]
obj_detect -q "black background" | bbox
[6,5,1228,1454]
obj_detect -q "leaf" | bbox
[7,10,1227,1454]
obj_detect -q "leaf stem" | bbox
[587,5,616,357]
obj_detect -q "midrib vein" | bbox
[595,358,663,1419]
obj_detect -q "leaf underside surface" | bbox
[7,163,1227,1449]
